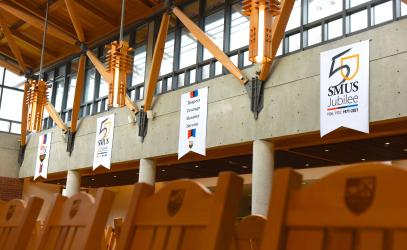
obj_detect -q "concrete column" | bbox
[252,140,275,216]
[138,158,156,186]
[65,170,81,197]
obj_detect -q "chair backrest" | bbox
[261,162,407,250]
[36,188,114,250]
[230,215,266,250]
[0,197,43,250]
[117,171,243,250]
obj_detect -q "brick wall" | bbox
[0,177,23,201]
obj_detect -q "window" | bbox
[308,0,343,23]
[0,88,23,121]
[372,1,393,25]
[66,59,79,110]
[54,78,64,112]
[286,0,301,30]
[327,19,343,40]
[306,26,322,46]
[160,32,175,76]
[203,10,224,60]
[288,33,301,52]
[349,9,368,33]
[84,67,95,103]
[402,1,407,16]
[230,3,250,51]
[3,70,25,87]
[133,45,147,85]
[179,28,197,69]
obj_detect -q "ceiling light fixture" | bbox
[242,165,248,169]
[361,158,366,161]
[384,142,390,145]
[113,175,117,178]
[324,149,329,152]
[161,169,166,172]
[305,163,309,167]
[195,165,199,168]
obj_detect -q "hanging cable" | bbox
[39,0,49,80]
[119,0,126,41]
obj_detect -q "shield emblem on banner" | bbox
[345,176,376,215]
[340,54,360,81]
[167,189,186,217]
[69,199,82,219]
[6,205,16,221]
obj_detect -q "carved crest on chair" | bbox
[6,204,16,221]
[69,199,82,219]
[167,189,186,217]
[345,176,376,215]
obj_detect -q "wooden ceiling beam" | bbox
[64,0,85,42]
[0,10,26,73]
[49,0,65,12]
[0,58,21,75]
[73,0,118,27]
[0,1,77,45]
[12,31,58,58]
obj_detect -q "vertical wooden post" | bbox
[20,81,28,146]
[143,12,170,111]
[70,54,86,133]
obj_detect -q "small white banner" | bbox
[320,40,370,137]
[178,87,208,159]
[93,113,115,170]
[34,133,52,180]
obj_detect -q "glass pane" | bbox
[202,65,210,79]
[54,78,64,112]
[178,73,185,87]
[190,69,196,84]
[0,88,23,121]
[288,33,300,52]
[99,78,109,98]
[372,1,393,25]
[84,67,95,102]
[350,0,369,8]
[156,80,162,94]
[215,61,222,75]
[166,77,172,91]
[308,0,343,23]
[10,122,21,134]
[179,28,197,69]
[66,76,76,110]
[139,86,144,100]
[276,41,283,56]
[327,19,343,39]
[230,3,250,51]
[160,32,175,76]
[349,10,367,33]
[286,0,301,30]
[230,55,238,67]
[203,10,224,60]
[244,51,252,66]
[3,70,25,87]
[0,120,9,132]
[403,1,407,16]
[133,45,147,85]
[307,26,321,46]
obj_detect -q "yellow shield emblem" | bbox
[340,54,360,81]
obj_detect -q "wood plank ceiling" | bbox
[0,0,167,75]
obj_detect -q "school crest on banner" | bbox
[34,133,52,180]
[93,113,115,170]
[320,40,370,137]
[178,87,208,159]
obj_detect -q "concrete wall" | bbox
[19,19,407,178]
[0,132,20,178]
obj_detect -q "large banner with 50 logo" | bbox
[93,113,115,170]
[320,40,370,137]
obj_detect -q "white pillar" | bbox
[139,158,156,186]
[252,140,275,216]
[65,170,81,197]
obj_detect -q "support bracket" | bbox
[18,144,26,166]
[66,130,76,155]
[245,76,265,120]
[137,108,148,142]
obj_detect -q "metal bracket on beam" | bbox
[18,144,26,166]
[245,76,265,120]
[136,108,148,142]
[66,130,76,155]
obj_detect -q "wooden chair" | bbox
[117,171,243,250]
[261,162,407,250]
[230,215,266,250]
[36,188,114,250]
[0,197,43,250]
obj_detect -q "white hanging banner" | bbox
[320,40,370,137]
[93,113,115,170]
[178,87,208,159]
[34,133,52,180]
